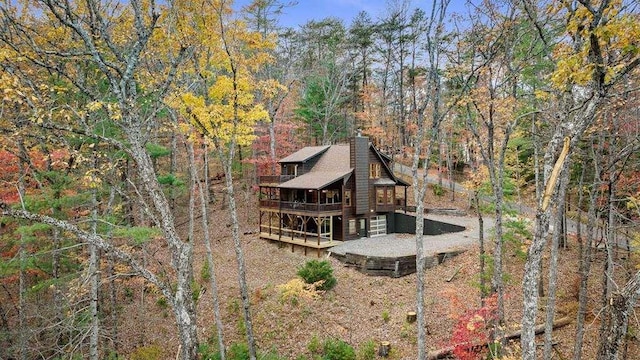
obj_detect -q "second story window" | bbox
[376,188,385,205]
[344,190,352,206]
[369,163,381,178]
[282,164,297,176]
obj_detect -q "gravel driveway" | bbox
[330,214,495,258]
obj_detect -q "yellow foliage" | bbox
[465,165,489,191]
[170,0,276,148]
[86,101,103,112]
[534,89,550,101]
[551,0,640,89]
[81,170,102,189]
[276,278,323,304]
[130,345,164,360]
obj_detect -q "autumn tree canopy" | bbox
[1,0,639,359]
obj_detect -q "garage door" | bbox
[370,215,387,237]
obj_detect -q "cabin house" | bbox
[258,136,410,251]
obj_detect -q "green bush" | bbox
[297,260,337,291]
[308,334,322,355]
[199,342,288,360]
[228,343,250,360]
[156,296,168,309]
[198,343,220,360]
[429,183,445,197]
[356,340,376,360]
[201,260,211,282]
[322,338,355,360]
[381,309,390,323]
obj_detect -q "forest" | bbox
[0,0,639,359]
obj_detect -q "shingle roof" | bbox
[279,145,352,189]
[278,170,353,190]
[373,178,397,186]
[311,145,351,173]
[277,142,409,189]
[278,145,330,163]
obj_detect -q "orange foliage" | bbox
[0,148,71,204]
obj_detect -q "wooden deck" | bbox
[260,232,344,256]
[260,232,343,249]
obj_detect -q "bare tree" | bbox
[405,1,457,358]
[519,1,639,358]
[185,134,227,360]
[0,1,199,358]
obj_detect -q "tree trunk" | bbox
[490,180,505,344]
[222,156,257,360]
[17,153,28,360]
[187,140,226,359]
[522,88,602,359]
[203,141,215,203]
[597,172,619,353]
[128,138,198,360]
[108,251,118,353]
[414,182,428,360]
[89,186,100,360]
[170,261,198,360]
[269,112,277,175]
[18,226,27,360]
[413,106,443,360]
[52,227,65,353]
[474,192,487,301]
[522,208,552,359]
[410,3,450,357]
[447,129,455,202]
[573,163,597,360]
[597,270,640,359]
[170,130,178,211]
[543,169,569,358]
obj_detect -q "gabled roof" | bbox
[279,145,330,163]
[370,143,410,187]
[279,145,352,190]
[278,170,353,190]
[277,141,410,189]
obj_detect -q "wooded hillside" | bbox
[1,0,639,359]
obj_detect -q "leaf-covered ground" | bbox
[116,184,638,359]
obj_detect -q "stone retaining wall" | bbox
[332,249,466,278]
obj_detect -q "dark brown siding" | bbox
[368,149,393,213]
[351,137,369,215]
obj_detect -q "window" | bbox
[320,217,330,233]
[349,219,356,235]
[344,190,351,206]
[282,164,297,176]
[327,190,339,203]
[386,187,394,204]
[376,188,385,205]
[369,163,381,178]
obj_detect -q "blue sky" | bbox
[234,0,470,29]
[281,0,388,27]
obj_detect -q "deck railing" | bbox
[259,175,296,184]
[259,199,280,208]
[259,200,342,213]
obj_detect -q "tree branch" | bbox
[0,202,172,301]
